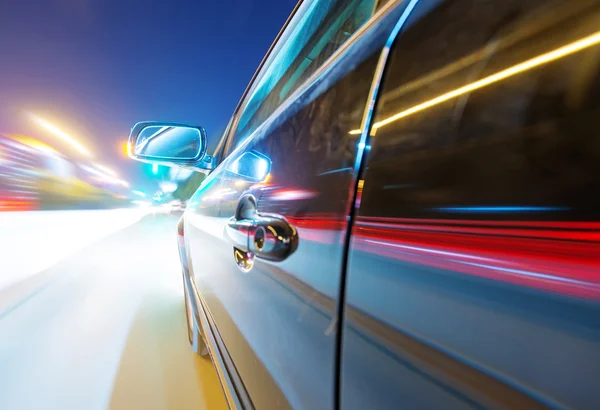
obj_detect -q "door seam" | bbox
[332,1,422,409]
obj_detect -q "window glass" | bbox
[225,0,377,154]
[360,0,600,220]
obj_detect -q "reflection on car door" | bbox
[184,2,414,409]
[342,0,600,409]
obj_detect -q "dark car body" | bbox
[131,0,600,408]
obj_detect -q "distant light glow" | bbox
[28,113,92,157]
[152,164,159,174]
[204,188,237,201]
[160,181,177,193]
[256,157,269,179]
[79,164,128,187]
[171,167,194,181]
[123,141,131,157]
[131,200,151,207]
[132,190,146,197]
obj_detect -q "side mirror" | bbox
[128,121,215,172]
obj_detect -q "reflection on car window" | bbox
[226,0,377,154]
[361,0,600,219]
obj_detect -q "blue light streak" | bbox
[434,206,569,213]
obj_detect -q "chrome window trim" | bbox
[221,0,409,158]
[197,0,410,196]
[215,0,304,157]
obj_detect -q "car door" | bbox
[341,0,600,409]
[184,1,414,409]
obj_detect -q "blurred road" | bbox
[0,209,149,291]
[0,210,227,410]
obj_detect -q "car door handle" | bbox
[225,195,298,262]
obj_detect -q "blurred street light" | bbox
[131,200,151,207]
[8,134,59,156]
[160,181,177,193]
[79,164,129,188]
[121,141,131,157]
[28,113,92,158]
[95,163,117,177]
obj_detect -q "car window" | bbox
[223,0,378,155]
[361,0,600,220]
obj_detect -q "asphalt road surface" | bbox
[0,210,227,410]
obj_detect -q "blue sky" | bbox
[0,0,297,190]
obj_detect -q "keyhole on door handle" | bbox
[253,226,266,251]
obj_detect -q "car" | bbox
[127,0,600,408]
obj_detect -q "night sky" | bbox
[0,0,298,191]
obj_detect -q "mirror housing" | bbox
[128,121,215,172]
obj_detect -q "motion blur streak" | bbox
[0,133,134,211]
[28,113,92,157]
[95,164,118,177]
[258,215,600,299]
[353,218,600,299]
[0,213,227,410]
[349,29,600,134]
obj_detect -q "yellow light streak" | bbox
[349,30,600,134]
[122,141,131,157]
[28,113,92,157]
[8,134,59,155]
